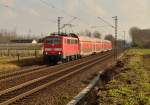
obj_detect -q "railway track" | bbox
[0,52,112,105]
[0,65,48,81]
[0,52,112,91]
[0,52,109,82]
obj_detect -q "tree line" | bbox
[0,29,38,43]
[0,29,127,49]
[130,27,150,48]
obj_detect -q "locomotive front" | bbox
[43,36,62,63]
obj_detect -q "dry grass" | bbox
[0,56,43,74]
[0,64,19,74]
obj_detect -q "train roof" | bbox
[78,36,92,41]
[48,33,78,38]
[78,36,111,43]
[47,33,111,43]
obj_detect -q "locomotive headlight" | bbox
[45,52,48,55]
[58,52,61,55]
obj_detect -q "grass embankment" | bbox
[0,44,43,73]
[0,56,43,74]
[99,49,150,105]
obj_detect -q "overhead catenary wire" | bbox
[39,0,74,17]
[0,1,57,24]
[66,17,78,24]
[98,17,115,28]
[77,0,115,29]
[39,0,55,8]
[61,17,77,29]
[0,3,16,11]
[38,0,91,27]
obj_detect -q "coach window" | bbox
[67,39,70,44]
[71,39,74,44]
[73,40,75,44]
[73,39,75,44]
[75,40,78,44]
[70,39,72,44]
[74,40,76,44]
[72,40,75,44]
[65,39,67,44]
[71,39,73,44]
[75,40,77,44]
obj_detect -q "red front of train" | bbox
[43,33,80,63]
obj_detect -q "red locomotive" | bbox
[43,33,112,64]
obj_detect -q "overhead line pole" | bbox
[58,17,63,35]
[112,16,118,61]
[97,16,118,61]
[123,31,126,50]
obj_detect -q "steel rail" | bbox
[0,54,112,105]
[0,53,109,96]
[0,52,111,83]
[0,65,47,81]
[0,52,110,82]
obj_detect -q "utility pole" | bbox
[123,31,126,50]
[58,17,63,35]
[112,16,118,61]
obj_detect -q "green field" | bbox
[127,48,150,55]
[99,49,150,105]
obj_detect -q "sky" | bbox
[0,0,150,40]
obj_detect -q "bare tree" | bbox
[105,34,115,42]
[130,27,150,48]
[129,27,140,47]
[85,29,92,37]
[93,31,101,39]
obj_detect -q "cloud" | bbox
[66,0,78,14]
[81,0,109,17]
[115,0,149,28]
[0,0,17,18]
[0,0,150,38]
[0,0,16,6]
[4,9,16,17]
[26,8,39,16]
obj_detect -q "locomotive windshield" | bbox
[45,37,61,44]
